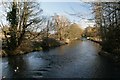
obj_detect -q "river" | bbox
[1,40,120,78]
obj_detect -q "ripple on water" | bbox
[2,40,120,78]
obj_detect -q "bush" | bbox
[41,37,61,50]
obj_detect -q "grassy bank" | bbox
[1,38,67,57]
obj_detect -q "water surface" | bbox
[2,40,120,78]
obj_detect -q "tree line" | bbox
[0,1,83,56]
[93,2,120,55]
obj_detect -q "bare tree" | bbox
[53,14,71,40]
[0,1,44,54]
[93,2,120,53]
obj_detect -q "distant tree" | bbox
[84,26,100,38]
[66,23,83,40]
[53,14,71,40]
[41,16,55,39]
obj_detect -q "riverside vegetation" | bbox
[1,1,120,64]
[1,1,83,57]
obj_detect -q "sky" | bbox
[40,2,95,29]
[0,0,119,2]
[0,1,95,29]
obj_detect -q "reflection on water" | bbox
[2,40,120,78]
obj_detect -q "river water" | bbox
[1,40,120,78]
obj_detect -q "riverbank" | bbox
[1,40,42,57]
[87,37,120,65]
[1,38,69,57]
[99,50,120,66]
[87,38,102,45]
